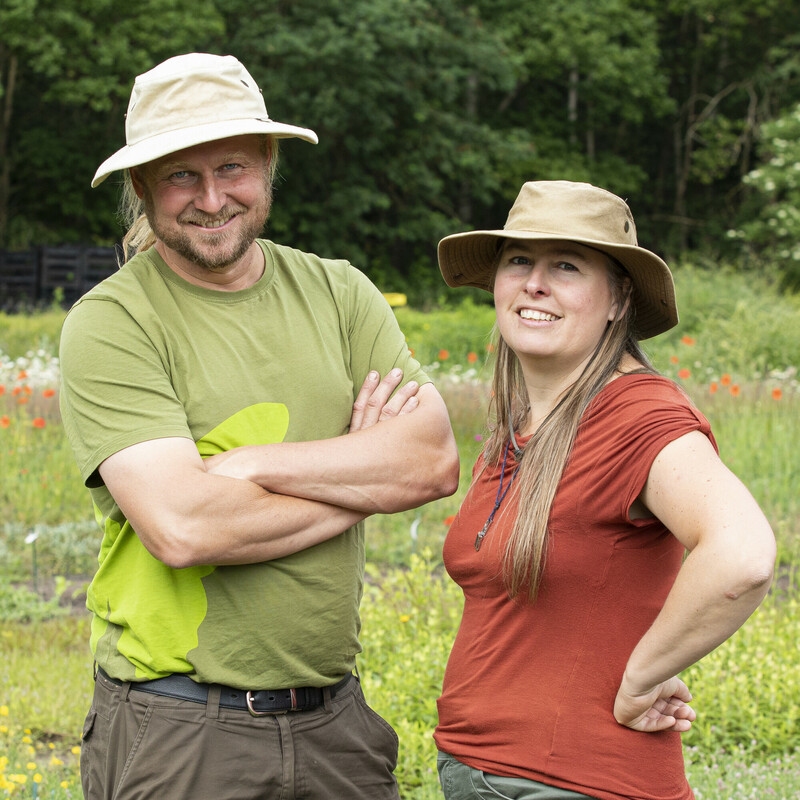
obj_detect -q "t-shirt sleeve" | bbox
[59,298,192,486]
[343,265,429,392]
[576,377,716,528]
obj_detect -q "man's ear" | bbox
[130,168,146,199]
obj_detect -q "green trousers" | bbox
[437,751,595,800]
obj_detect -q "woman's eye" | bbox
[556,261,578,272]
[509,256,530,266]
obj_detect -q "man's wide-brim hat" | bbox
[91,53,318,187]
[438,180,678,339]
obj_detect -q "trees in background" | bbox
[2,0,799,298]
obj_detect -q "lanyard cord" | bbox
[475,441,521,551]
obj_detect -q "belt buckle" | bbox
[245,688,298,717]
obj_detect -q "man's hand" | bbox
[614,672,696,733]
[349,368,421,432]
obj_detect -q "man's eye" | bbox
[171,170,190,180]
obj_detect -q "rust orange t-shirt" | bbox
[435,374,715,800]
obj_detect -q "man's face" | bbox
[134,135,271,274]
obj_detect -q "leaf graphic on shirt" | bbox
[195,402,290,457]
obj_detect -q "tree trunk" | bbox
[568,65,578,147]
[0,49,18,246]
[459,71,478,224]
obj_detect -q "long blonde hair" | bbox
[117,135,280,265]
[483,252,657,602]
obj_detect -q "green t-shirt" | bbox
[59,240,427,688]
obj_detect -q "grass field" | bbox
[1,262,799,798]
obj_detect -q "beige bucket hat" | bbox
[92,53,318,187]
[438,180,678,339]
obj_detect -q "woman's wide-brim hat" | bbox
[438,180,678,339]
[91,53,318,188]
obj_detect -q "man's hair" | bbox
[481,250,659,602]
[117,135,280,265]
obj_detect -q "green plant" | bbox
[730,102,800,291]
[0,311,67,359]
[0,583,67,623]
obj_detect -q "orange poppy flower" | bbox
[771,388,782,401]
[42,388,56,398]
[17,396,29,405]
[438,349,450,361]
[12,386,22,396]
[17,370,27,380]
[0,385,5,396]
[669,355,679,365]
[680,336,696,346]
[709,382,719,394]
[23,385,33,395]
[0,415,9,428]
[729,384,741,397]
[467,352,478,363]
[444,515,456,526]
[32,417,46,428]
[677,368,691,380]
[720,374,732,386]
[486,343,495,353]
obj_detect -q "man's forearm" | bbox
[99,437,367,569]
[205,384,460,513]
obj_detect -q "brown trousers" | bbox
[81,669,399,800]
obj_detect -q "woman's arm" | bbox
[613,430,776,733]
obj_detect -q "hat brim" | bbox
[438,229,678,340]
[91,118,318,187]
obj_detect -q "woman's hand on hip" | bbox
[613,672,696,733]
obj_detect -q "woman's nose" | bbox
[524,264,549,296]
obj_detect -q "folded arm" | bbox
[614,430,776,733]
[98,436,368,569]
[204,370,460,514]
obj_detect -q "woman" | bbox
[433,181,776,800]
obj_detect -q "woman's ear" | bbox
[608,277,633,322]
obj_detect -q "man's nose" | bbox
[193,177,226,214]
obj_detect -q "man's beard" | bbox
[143,182,272,273]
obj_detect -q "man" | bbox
[59,52,459,800]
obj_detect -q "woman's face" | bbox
[493,239,620,374]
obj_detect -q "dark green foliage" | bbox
[3,0,800,291]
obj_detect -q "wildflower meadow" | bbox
[1,263,799,799]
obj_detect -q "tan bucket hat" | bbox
[438,180,678,339]
[91,53,318,187]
